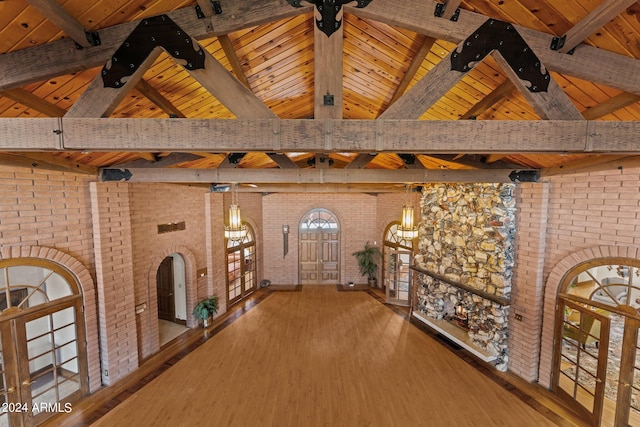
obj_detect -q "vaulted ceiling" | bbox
[1,0,640,190]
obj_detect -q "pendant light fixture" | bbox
[224,183,247,242]
[397,184,418,240]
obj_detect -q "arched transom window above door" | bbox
[0,259,80,314]
[300,209,339,231]
[563,260,640,310]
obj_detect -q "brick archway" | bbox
[143,245,198,357]
[538,245,640,387]
[0,245,101,392]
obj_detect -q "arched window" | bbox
[299,209,340,284]
[0,259,88,426]
[553,258,640,425]
[226,223,256,306]
[382,221,413,306]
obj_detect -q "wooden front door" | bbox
[553,299,610,426]
[299,209,340,285]
[156,257,175,322]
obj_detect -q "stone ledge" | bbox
[412,311,498,363]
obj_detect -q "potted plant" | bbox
[352,242,381,287]
[192,295,219,328]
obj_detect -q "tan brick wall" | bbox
[0,165,101,391]
[90,182,138,385]
[128,183,209,359]
[510,182,549,381]
[262,193,378,285]
[205,192,227,314]
[514,167,640,388]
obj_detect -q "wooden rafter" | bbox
[5,118,640,154]
[582,92,640,120]
[388,37,437,106]
[541,154,635,176]
[0,88,66,117]
[3,0,640,99]
[490,52,583,120]
[345,153,376,169]
[459,80,516,120]
[556,0,638,54]
[25,0,93,48]
[113,153,204,168]
[266,153,299,169]
[217,35,251,89]
[1,152,97,175]
[134,79,186,118]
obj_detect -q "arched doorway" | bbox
[552,258,640,426]
[299,209,340,285]
[382,221,413,306]
[156,254,188,346]
[226,222,256,306]
[0,258,89,426]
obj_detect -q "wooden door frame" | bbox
[298,208,340,285]
[225,222,256,306]
[156,257,175,322]
[382,221,414,304]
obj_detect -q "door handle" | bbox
[22,380,31,386]
[6,387,15,393]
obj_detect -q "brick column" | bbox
[204,192,226,314]
[508,182,550,382]
[90,182,138,385]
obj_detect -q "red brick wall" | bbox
[128,183,209,359]
[513,167,640,387]
[262,193,378,285]
[0,165,101,391]
[89,182,138,385]
[509,182,549,381]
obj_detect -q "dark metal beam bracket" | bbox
[434,3,460,21]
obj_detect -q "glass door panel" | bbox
[386,250,411,306]
[555,300,610,425]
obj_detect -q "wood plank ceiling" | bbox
[1,0,640,188]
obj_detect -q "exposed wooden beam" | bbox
[101,167,521,184]
[1,88,67,117]
[345,153,376,169]
[266,153,299,169]
[3,0,640,100]
[484,154,507,164]
[490,52,583,120]
[348,0,640,96]
[65,49,163,118]
[557,0,638,54]
[0,2,311,92]
[379,46,465,119]
[217,35,251,89]
[1,152,97,175]
[233,183,405,193]
[314,25,343,119]
[187,43,276,119]
[582,92,640,120]
[459,80,515,120]
[438,0,462,20]
[388,38,437,106]
[6,118,640,154]
[113,153,203,168]
[134,79,186,118]
[25,0,92,48]
[424,154,518,169]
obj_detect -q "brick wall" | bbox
[513,166,640,387]
[0,165,101,391]
[89,182,138,385]
[128,183,209,359]
[509,182,549,381]
[205,192,226,313]
[262,193,378,285]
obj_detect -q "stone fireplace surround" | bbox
[412,183,515,371]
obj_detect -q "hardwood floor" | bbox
[44,285,588,427]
